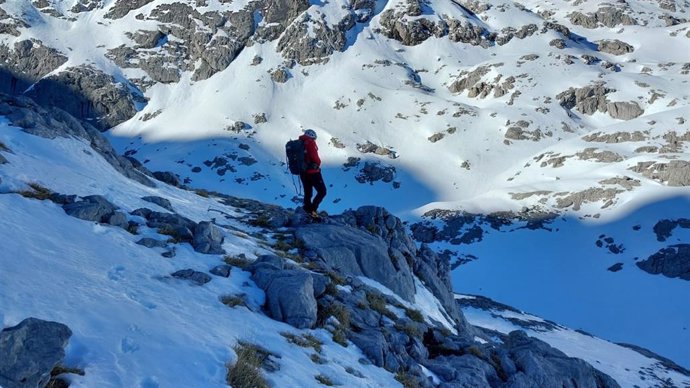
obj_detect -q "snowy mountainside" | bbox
[1,0,690,385]
[456,294,690,388]
[1,98,669,387]
[0,0,689,215]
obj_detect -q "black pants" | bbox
[300,171,327,213]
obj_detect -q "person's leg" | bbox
[300,173,314,212]
[311,172,327,212]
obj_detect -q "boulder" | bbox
[171,269,212,285]
[264,271,317,329]
[142,196,174,212]
[349,329,387,367]
[152,171,181,187]
[210,264,231,278]
[136,238,168,248]
[107,211,130,229]
[0,318,72,388]
[63,195,117,223]
[248,255,330,329]
[192,221,225,254]
[606,101,643,120]
[597,39,634,55]
[296,223,416,301]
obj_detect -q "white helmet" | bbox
[304,129,317,139]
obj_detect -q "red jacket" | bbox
[299,134,321,174]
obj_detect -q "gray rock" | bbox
[414,245,470,330]
[171,269,212,285]
[0,40,67,96]
[597,39,635,55]
[136,238,168,248]
[653,219,690,242]
[557,83,614,116]
[630,160,690,186]
[152,171,181,187]
[107,211,130,229]
[355,161,396,184]
[503,331,620,387]
[104,0,154,19]
[569,7,637,28]
[0,318,72,388]
[63,195,117,223]
[142,196,174,212]
[192,221,225,254]
[555,188,624,211]
[141,210,196,234]
[26,66,138,131]
[210,264,231,277]
[637,244,690,280]
[278,10,354,65]
[606,101,644,120]
[576,148,624,163]
[271,68,290,83]
[349,329,387,367]
[582,131,647,143]
[264,271,317,329]
[296,223,416,301]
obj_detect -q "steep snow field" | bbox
[0,120,405,387]
[2,0,690,384]
[440,201,690,369]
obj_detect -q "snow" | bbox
[358,277,457,334]
[447,197,690,369]
[462,304,690,388]
[2,0,690,384]
[0,123,401,387]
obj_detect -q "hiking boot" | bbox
[309,211,321,220]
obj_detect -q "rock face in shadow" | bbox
[637,244,690,280]
[0,40,68,95]
[0,93,154,187]
[0,318,72,388]
[26,66,138,131]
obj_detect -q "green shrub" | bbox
[227,343,269,388]
[405,308,424,323]
[332,328,348,347]
[194,189,210,198]
[310,353,327,364]
[249,212,271,227]
[395,370,420,388]
[220,294,246,308]
[315,374,337,386]
[366,291,396,320]
[465,345,483,358]
[395,322,422,339]
[280,332,322,353]
[224,254,252,269]
[18,182,52,201]
[157,226,183,243]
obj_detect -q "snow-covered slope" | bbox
[1,0,689,216]
[457,294,690,388]
[2,0,690,385]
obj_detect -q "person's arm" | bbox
[306,140,321,168]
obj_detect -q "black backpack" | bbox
[285,139,306,175]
